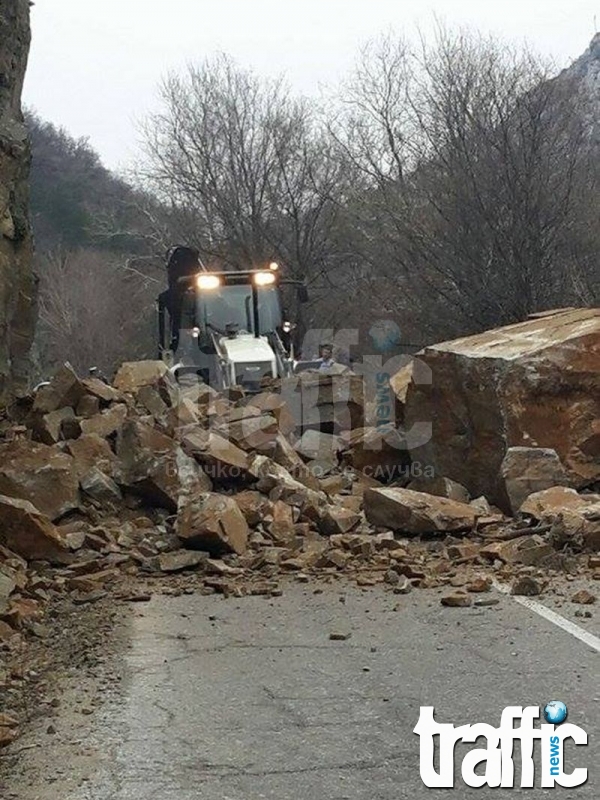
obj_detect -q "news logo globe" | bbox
[544,701,568,725]
[368,320,401,353]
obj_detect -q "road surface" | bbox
[2,581,598,799]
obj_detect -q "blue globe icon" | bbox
[368,320,401,353]
[544,701,568,725]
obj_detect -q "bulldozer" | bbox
[157,246,308,391]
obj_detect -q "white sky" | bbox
[24,0,598,172]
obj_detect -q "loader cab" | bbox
[158,256,304,390]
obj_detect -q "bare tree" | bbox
[138,55,345,287]
[333,28,596,338]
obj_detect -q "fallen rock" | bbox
[407,475,470,504]
[0,440,79,520]
[66,434,117,479]
[500,447,570,514]
[511,576,542,596]
[294,429,344,462]
[112,361,170,394]
[571,589,596,605]
[441,592,472,607]
[80,468,122,503]
[520,487,600,551]
[32,363,85,413]
[404,308,600,508]
[181,428,249,481]
[0,495,68,564]
[177,494,249,555]
[80,403,128,438]
[158,550,208,573]
[364,487,477,534]
[116,420,211,510]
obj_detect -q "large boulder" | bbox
[0,440,79,520]
[0,495,68,563]
[364,487,477,534]
[403,308,600,509]
[0,0,36,402]
[279,373,365,433]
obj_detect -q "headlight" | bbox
[269,261,279,271]
[254,271,276,286]
[197,274,221,290]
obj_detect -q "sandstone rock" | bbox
[177,494,249,555]
[317,506,361,536]
[227,414,279,451]
[0,440,79,520]
[0,495,68,563]
[364,488,477,534]
[500,447,570,513]
[511,576,542,596]
[80,403,128,438]
[66,434,116,479]
[520,487,600,551]
[80,468,122,503]
[116,420,211,510]
[158,550,208,573]
[81,377,121,403]
[245,392,296,436]
[404,308,600,509]
[342,426,410,482]
[480,535,555,566]
[75,394,101,418]
[295,430,344,462]
[233,490,272,526]
[441,592,472,607]
[112,361,170,394]
[34,407,77,444]
[137,385,169,418]
[32,363,85,413]
[181,428,249,481]
[267,500,296,543]
[407,476,470,504]
[280,373,364,433]
[571,589,596,605]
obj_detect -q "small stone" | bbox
[473,597,500,607]
[329,631,351,641]
[511,576,542,597]
[441,592,472,607]
[571,589,596,605]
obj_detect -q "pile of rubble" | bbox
[0,308,599,744]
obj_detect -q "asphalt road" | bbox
[2,581,598,799]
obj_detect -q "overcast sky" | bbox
[24,0,598,172]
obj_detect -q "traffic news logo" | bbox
[414,703,588,788]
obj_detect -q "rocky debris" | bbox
[364,488,477,534]
[0,440,80,520]
[403,308,600,508]
[407,476,470,504]
[0,495,68,563]
[116,419,211,509]
[112,361,170,394]
[500,448,570,514]
[571,589,596,605]
[441,592,472,607]
[520,487,600,551]
[0,343,598,748]
[511,576,542,596]
[177,494,249,555]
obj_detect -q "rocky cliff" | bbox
[0,0,36,403]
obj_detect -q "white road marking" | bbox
[492,580,600,653]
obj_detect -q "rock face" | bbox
[0,1,35,402]
[404,308,600,510]
[500,447,570,514]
